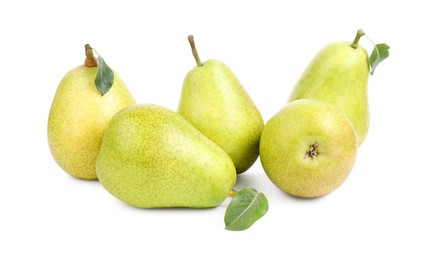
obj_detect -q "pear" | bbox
[288,30,370,146]
[48,45,135,180]
[178,35,264,174]
[96,104,237,208]
[259,99,357,198]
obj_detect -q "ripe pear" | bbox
[178,35,264,174]
[48,45,135,180]
[259,99,357,198]
[288,30,370,146]
[96,104,237,208]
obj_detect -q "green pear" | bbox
[96,104,237,208]
[288,30,370,146]
[178,35,264,174]
[259,99,357,198]
[48,45,135,180]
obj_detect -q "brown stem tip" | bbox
[84,44,97,67]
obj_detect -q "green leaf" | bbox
[369,43,390,75]
[95,55,114,95]
[224,188,268,231]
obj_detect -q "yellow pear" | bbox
[260,99,357,198]
[48,45,135,180]
[288,30,370,146]
[178,36,264,173]
[96,104,236,208]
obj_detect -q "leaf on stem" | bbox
[224,188,268,231]
[369,43,390,75]
[95,55,114,95]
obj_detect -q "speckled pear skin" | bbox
[96,104,237,208]
[48,66,135,180]
[178,59,264,174]
[260,99,357,198]
[288,42,369,146]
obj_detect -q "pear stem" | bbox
[84,44,97,67]
[351,29,366,49]
[188,35,202,67]
[228,189,238,198]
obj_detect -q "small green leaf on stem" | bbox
[224,188,268,231]
[85,45,114,95]
[369,43,390,75]
[95,55,114,95]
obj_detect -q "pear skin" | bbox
[260,99,357,198]
[48,50,135,180]
[178,36,264,173]
[288,32,370,146]
[96,104,237,208]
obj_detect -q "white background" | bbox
[1,0,435,259]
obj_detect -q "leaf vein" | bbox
[227,192,260,228]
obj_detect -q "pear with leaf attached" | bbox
[95,104,268,230]
[178,35,264,173]
[288,29,389,146]
[48,44,135,180]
